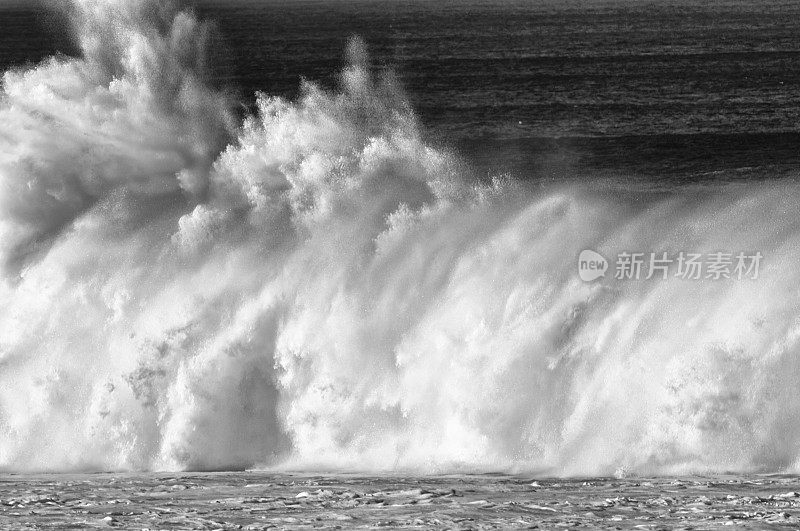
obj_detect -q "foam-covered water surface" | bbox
[2,473,800,529]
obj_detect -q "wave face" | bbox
[2,0,800,475]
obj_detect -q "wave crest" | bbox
[1,0,799,476]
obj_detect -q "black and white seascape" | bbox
[3,0,800,528]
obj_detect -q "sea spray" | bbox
[1,0,800,475]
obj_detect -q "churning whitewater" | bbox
[1,0,800,476]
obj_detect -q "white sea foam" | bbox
[1,0,799,475]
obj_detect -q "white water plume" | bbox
[1,0,800,476]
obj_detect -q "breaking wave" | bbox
[2,0,800,476]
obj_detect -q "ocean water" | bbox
[2,472,800,529]
[2,0,800,493]
[5,0,800,180]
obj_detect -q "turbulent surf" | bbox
[1,0,799,476]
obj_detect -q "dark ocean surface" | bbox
[3,0,800,182]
